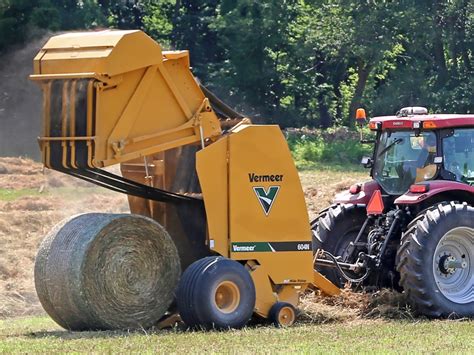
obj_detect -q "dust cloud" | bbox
[0,33,54,160]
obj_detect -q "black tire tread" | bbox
[313,204,366,249]
[312,204,367,285]
[177,256,219,327]
[397,201,474,318]
[177,256,255,329]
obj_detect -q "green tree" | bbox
[210,0,300,123]
[0,0,37,51]
[98,0,145,29]
[0,0,472,123]
[170,0,222,79]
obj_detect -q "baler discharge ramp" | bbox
[31,30,339,331]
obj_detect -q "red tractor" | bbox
[313,107,474,318]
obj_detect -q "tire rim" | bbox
[433,226,474,304]
[278,306,296,326]
[214,281,240,314]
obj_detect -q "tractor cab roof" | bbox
[369,111,474,131]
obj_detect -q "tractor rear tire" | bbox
[177,256,255,330]
[312,204,367,286]
[397,202,474,318]
[35,213,180,330]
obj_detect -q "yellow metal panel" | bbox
[34,30,162,77]
[277,284,304,306]
[313,271,341,296]
[93,68,144,162]
[42,48,113,59]
[162,55,203,116]
[196,137,229,257]
[247,263,277,317]
[107,31,162,76]
[228,125,313,284]
[41,30,135,49]
[40,51,110,75]
[163,50,189,62]
[107,65,159,146]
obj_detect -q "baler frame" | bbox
[31,29,339,330]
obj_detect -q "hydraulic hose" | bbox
[318,250,371,284]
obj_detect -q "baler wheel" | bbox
[397,202,474,317]
[214,281,241,313]
[269,302,296,327]
[34,213,180,330]
[177,256,255,329]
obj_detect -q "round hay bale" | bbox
[35,213,180,330]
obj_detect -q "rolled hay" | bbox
[35,213,181,330]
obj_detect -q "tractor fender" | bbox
[395,180,474,205]
[333,180,380,205]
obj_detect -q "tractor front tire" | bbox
[312,204,367,286]
[397,202,474,318]
[177,256,256,329]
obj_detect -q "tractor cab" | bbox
[372,130,438,195]
[364,108,474,195]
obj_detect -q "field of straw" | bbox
[0,157,129,319]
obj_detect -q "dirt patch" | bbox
[300,169,367,221]
[2,197,56,211]
[0,157,107,190]
[0,157,43,175]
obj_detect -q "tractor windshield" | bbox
[373,131,437,195]
[443,129,474,185]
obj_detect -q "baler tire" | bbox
[176,256,215,328]
[397,202,474,318]
[34,213,181,330]
[312,204,367,286]
[177,256,255,330]
[269,302,297,327]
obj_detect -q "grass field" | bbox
[1,317,473,353]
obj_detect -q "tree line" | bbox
[0,0,472,127]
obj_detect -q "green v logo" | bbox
[253,186,280,216]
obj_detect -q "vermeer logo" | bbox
[248,173,283,183]
[232,244,256,252]
[253,186,280,216]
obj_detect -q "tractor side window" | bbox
[373,131,437,195]
[443,129,474,184]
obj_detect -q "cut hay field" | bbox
[1,157,473,353]
[1,316,473,353]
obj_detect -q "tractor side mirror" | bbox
[361,156,373,168]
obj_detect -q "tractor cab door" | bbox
[442,129,474,185]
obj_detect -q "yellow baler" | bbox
[31,30,339,330]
